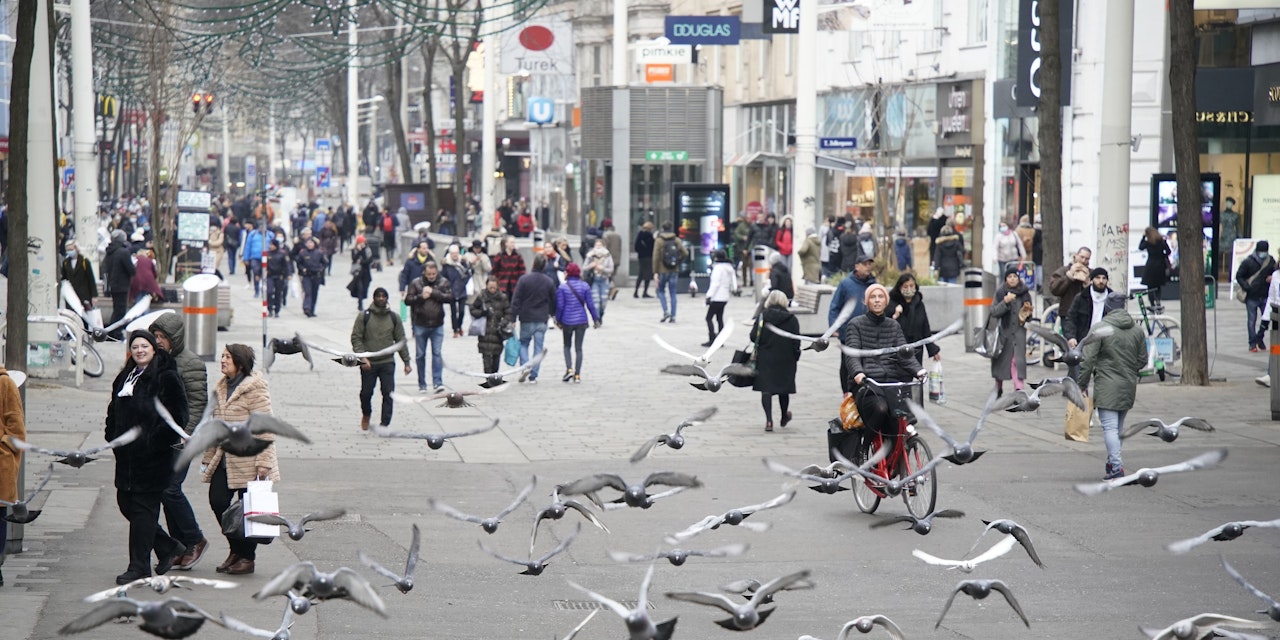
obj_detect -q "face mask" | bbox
[902,287,916,299]
[66,250,77,260]
[999,225,1009,233]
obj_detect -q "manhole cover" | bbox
[552,600,654,611]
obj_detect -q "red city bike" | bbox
[850,379,939,516]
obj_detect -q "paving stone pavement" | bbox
[4,253,1279,639]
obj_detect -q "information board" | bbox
[672,183,731,276]
[177,212,211,243]
[176,190,213,211]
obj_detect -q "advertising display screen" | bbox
[672,183,730,277]
[1149,173,1220,290]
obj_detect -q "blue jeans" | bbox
[227,249,238,275]
[162,449,203,547]
[657,273,679,319]
[519,321,547,380]
[414,324,444,389]
[1097,408,1127,471]
[590,277,611,319]
[1246,297,1267,348]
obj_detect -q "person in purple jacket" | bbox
[554,263,600,384]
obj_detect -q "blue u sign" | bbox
[664,16,741,46]
[527,97,554,125]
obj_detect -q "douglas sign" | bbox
[664,16,741,45]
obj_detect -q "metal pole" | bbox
[346,0,359,208]
[481,7,500,224]
[610,0,631,284]
[70,0,98,252]
[267,108,277,188]
[789,7,818,292]
[1096,0,1135,294]
[220,112,231,194]
[261,236,268,350]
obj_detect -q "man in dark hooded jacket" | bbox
[102,229,136,339]
[148,314,210,571]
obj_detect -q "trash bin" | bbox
[752,245,771,303]
[963,268,992,352]
[532,229,546,250]
[183,274,220,362]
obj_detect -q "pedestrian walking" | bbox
[491,236,526,300]
[442,244,472,337]
[893,228,913,272]
[379,208,398,265]
[839,220,864,273]
[768,251,794,302]
[653,221,688,323]
[471,277,512,374]
[798,227,822,284]
[754,214,779,252]
[148,315,209,572]
[263,239,292,318]
[352,288,412,431]
[634,222,655,298]
[585,238,614,325]
[464,239,492,301]
[398,240,433,298]
[0,365,26,587]
[1064,268,1123,348]
[105,330,188,585]
[733,215,753,285]
[223,216,241,276]
[751,290,801,432]
[603,220,623,300]
[775,216,794,258]
[1049,246,1093,317]
[130,249,164,305]
[61,241,97,312]
[200,344,279,577]
[1235,240,1275,353]
[241,220,265,298]
[831,256,877,393]
[990,267,1033,397]
[296,237,327,318]
[102,230,135,338]
[926,207,946,265]
[207,224,225,273]
[347,236,376,311]
[320,220,340,275]
[995,219,1026,270]
[932,224,964,284]
[887,273,942,365]
[704,250,737,347]
[1079,297,1148,480]
[511,254,558,384]
[405,261,452,392]
[555,263,600,384]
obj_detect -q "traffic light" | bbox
[191,92,215,114]
[192,93,201,114]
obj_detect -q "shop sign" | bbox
[763,0,800,34]
[940,145,974,159]
[819,137,857,149]
[636,44,692,65]
[1016,0,1074,107]
[664,16,741,45]
[646,150,688,162]
[1255,63,1280,125]
[1196,110,1252,124]
[645,64,674,83]
[940,86,971,135]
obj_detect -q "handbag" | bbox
[1236,256,1273,303]
[243,479,280,539]
[503,335,520,366]
[468,314,488,337]
[974,315,1004,360]
[350,262,362,276]
[220,494,244,537]
[727,317,763,388]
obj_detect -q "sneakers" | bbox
[434,385,447,394]
[1104,463,1125,480]
[1258,374,1272,387]
[562,369,574,382]
[518,370,530,383]
[154,542,187,575]
[1250,346,1261,353]
[573,374,581,384]
[175,538,208,571]
[420,386,429,393]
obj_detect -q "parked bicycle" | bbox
[850,379,938,516]
[1131,289,1181,381]
[1025,303,1062,368]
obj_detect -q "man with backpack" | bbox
[652,221,688,323]
[351,287,412,431]
[379,209,398,266]
[1236,239,1276,353]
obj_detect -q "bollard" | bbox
[1271,306,1280,420]
[752,245,771,303]
[532,229,546,250]
[183,274,221,362]
[963,268,992,352]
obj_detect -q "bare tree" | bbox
[420,25,443,216]
[1038,0,1064,286]
[439,0,483,222]
[1169,0,1207,385]
[4,0,41,374]
[369,4,414,183]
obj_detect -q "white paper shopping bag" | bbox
[242,479,280,538]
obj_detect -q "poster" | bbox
[1252,175,1280,248]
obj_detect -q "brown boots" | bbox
[360,415,370,431]
[215,552,254,575]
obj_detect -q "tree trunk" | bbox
[452,64,468,223]
[422,43,440,219]
[1038,0,1064,287]
[1169,0,1208,386]
[4,0,38,373]
[385,55,413,183]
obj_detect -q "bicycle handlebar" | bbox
[863,378,925,388]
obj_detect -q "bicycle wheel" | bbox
[74,343,105,378]
[901,436,937,516]
[1025,331,1043,366]
[1040,306,1063,367]
[852,436,882,514]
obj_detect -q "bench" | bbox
[793,283,835,335]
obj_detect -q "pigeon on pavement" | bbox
[358,523,421,593]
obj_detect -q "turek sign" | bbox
[664,16,741,45]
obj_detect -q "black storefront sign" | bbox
[763,0,800,34]
[1016,0,1074,107]
[937,81,975,147]
[1253,63,1280,126]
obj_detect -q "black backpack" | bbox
[661,237,682,269]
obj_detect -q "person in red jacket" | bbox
[491,235,527,299]
[775,216,794,257]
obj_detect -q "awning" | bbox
[725,151,787,167]
[816,154,860,173]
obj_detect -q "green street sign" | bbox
[645,150,688,162]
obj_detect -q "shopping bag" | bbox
[289,278,302,301]
[400,300,410,323]
[839,395,864,431]
[220,494,244,537]
[928,360,945,404]
[503,336,520,366]
[468,315,488,337]
[86,307,104,329]
[243,479,280,538]
[726,346,755,388]
[1064,395,1093,442]
[827,418,861,463]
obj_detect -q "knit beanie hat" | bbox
[864,283,889,304]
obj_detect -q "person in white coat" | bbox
[703,249,739,347]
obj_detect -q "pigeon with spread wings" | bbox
[567,564,677,640]
[909,396,993,465]
[529,484,609,555]
[479,522,580,576]
[994,377,1087,413]
[444,350,545,388]
[10,427,140,469]
[835,318,964,359]
[247,508,346,541]
[963,519,1045,568]
[264,333,314,372]
[870,508,965,536]
[796,615,908,640]
[1138,613,1269,640]
[1026,321,1115,367]
[664,569,811,631]
[1222,557,1280,622]
[305,339,407,367]
[935,579,1030,629]
[660,362,755,393]
[392,384,510,409]
[630,407,718,463]
[83,575,238,603]
[764,298,858,352]
[254,561,386,617]
[0,463,54,523]
[914,535,1018,573]
[428,477,535,533]
[666,491,794,542]
[1120,416,1215,442]
[62,280,154,342]
[652,323,733,366]
[1074,449,1227,496]
[560,471,702,509]
[359,523,421,593]
[220,605,295,640]
[59,596,224,638]
[609,543,747,567]
[1166,518,1280,554]
[371,418,499,449]
[170,402,311,471]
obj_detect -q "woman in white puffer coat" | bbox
[703,249,738,347]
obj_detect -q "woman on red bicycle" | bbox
[844,283,927,460]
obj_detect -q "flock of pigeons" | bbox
[6,294,1279,640]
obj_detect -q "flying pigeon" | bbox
[660,362,756,393]
[371,418,499,449]
[1120,416,1215,442]
[609,543,748,567]
[479,523,580,576]
[1026,321,1115,367]
[529,485,609,555]
[994,376,1087,413]
[59,596,223,638]
[1137,613,1269,640]
[835,318,964,358]
[667,491,794,542]
[909,395,993,465]
[169,400,311,471]
[913,535,1018,573]
[652,323,734,366]
[630,407,718,463]
[1222,557,1280,622]
[869,508,965,536]
[10,427,140,469]
[428,477,535,533]
[0,463,54,523]
[264,332,314,372]
[1166,518,1280,554]
[305,339,407,368]
[560,471,702,509]
[567,564,677,640]
[964,519,1045,568]
[664,569,811,631]
[246,508,346,541]
[1074,449,1228,496]
[391,384,510,408]
[358,523,421,593]
[83,575,238,603]
[444,350,545,388]
[254,562,387,617]
[764,298,858,352]
[935,579,1030,629]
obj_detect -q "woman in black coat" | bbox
[887,273,941,365]
[104,330,189,585]
[750,290,801,432]
[470,276,512,374]
[768,252,794,301]
[346,235,377,310]
[634,222,655,298]
[1139,226,1171,310]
